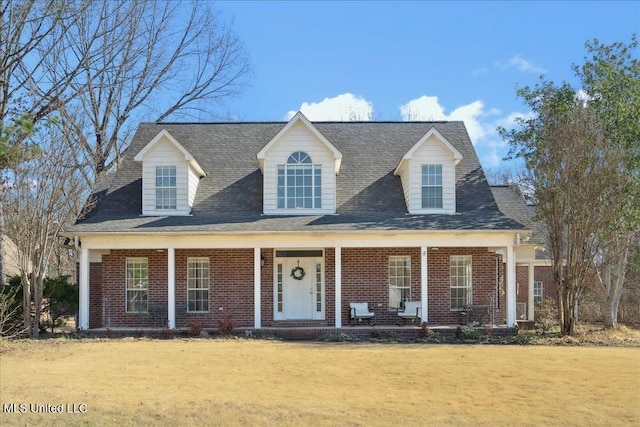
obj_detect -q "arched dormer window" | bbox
[277,151,322,209]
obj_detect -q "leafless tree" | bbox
[55,0,250,181]
[2,124,88,337]
[0,1,101,155]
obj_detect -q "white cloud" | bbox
[575,89,594,106]
[495,111,535,129]
[285,93,374,121]
[501,55,546,74]
[399,95,488,143]
[399,94,537,169]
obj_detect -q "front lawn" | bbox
[1,338,638,426]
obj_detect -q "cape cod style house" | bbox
[67,112,547,332]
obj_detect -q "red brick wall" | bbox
[342,247,421,325]
[89,263,103,328]
[516,266,528,305]
[174,249,255,328]
[534,265,556,301]
[325,248,335,326]
[427,248,504,325]
[90,246,506,328]
[100,250,168,328]
[260,249,274,326]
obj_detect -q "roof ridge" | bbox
[153,120,457,125]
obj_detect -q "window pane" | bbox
[282,155,322,209]
[389,256,411,310]
[187,258,210,312]
[126,258,148,313]
[422,164,443,209]
[450,256,472,310]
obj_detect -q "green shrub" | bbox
[43,276,78,333]
[459,326,480,340]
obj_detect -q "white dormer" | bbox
[134,129,205,216]
[394,127,463,214]
[257,112,342,215]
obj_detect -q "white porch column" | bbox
[506,245,516,327]
[254,248,261,329]
[335,246,342,328]
[527,262,535,321]
[167,248,175,329]
[78,246,90,330]
[420,246,428,323]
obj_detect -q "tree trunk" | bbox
[32,273,43,338]
[21,274,32,337]
[559,283,576,335]
[601,240,630,329]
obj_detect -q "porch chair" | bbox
[349,302,376,326]
[397,301,422,326]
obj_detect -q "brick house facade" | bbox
[68,114,540,330]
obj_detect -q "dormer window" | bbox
[394,127,462,214]
[277,151,322,209]
[155,166,177,210]
[421,164,443,209]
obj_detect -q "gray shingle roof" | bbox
[69,121,529,234]
[490,184,545,244]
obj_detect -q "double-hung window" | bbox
[389,256,411,309]
[156,166,177,210]
[450,255,472,310]
[187,258,210,312]
[277,151,322,209]
[533,281,543,304]
[422,164,443,209]
[126,258,148,312]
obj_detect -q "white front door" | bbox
[284,258,314,319]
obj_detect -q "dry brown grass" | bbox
[1,338,639,426]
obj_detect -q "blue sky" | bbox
[214,1,639,169]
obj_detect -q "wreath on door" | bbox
[290,261,306,280]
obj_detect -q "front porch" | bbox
[77,235,520,331]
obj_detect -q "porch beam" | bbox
[167,248,175,329]
[421,246,428,323]
[78,246,90,330]
[254,248,261,329]
[506,244,516,327]
[335,246,342,328]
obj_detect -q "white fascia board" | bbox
[134,129,206,177]
[394,127,463,175]
[76,230,524,250]
[256,111,343,174]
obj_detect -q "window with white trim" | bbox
[389,256,411,310]
[450,255,472,310]
[126,258,148,313]
[187,258,210,312]
[155,165,177,210]
[277,151,322,209]
[422,164,443,208]
[533,281,543,304]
